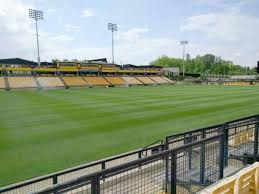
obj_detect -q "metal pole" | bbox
[35,19,40,66]
[112,30,114,64]
[182,44,185,76]
[219,125,225,179]
[170,152,177,194]
[254,116,259,156]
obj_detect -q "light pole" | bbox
[180,40,188,76]
[108,23,117,64]
[29,9,44,66]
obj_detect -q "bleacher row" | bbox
[0,76,174,90]
[200,162,259,194]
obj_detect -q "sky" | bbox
[0,0,259,67]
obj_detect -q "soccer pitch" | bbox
[1,85,259,186]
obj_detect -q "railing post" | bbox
[188,132,192,170]
[254,116,259,156]
[223,123,228,166]
[91,175,100,194]
[52,176,58,194]
[165,138,169,193]
[101,162,106,182]
[53,175,58,185]
[138,151,142,159]
[200,129,206,184]
[219,124,225,179]
[170,151,177,194]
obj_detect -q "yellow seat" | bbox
[149,76,169,84]
[237,168,257,194]
[136,76,156,84]
[121,76,143,85]
[83,76,110,86]
[104,77,126,85]
[0,77,5,89]
[211,178,236,194]
[37,77,64,88]
[8,77,37,88]
[62,77,88,86]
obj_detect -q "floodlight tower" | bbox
[180,40,188,76]
[108,23,117,64]
[29,9,44,66]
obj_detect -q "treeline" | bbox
[150,54,257,75]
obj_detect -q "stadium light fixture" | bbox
[29,9,44,66]
[108,23,117,64]
[180,40,188,76]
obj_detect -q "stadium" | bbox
[0,56,259,194]
[1,2,259,194]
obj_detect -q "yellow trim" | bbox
[80,67,100,70]
[118,69,160,73]
[34,68,57,72]
[6,67,32,71]
[59,68,78,72]
[101,69,117,73]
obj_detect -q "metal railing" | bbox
[0,144,163,194]
[32,135,223,194]
[0,114,259,194]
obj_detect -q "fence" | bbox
[0,114,259,194]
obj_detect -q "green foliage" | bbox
[151,54,256,75]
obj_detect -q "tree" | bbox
[150,54,256,75]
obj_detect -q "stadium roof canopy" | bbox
[123,64,162,68]
[89,58,107,63]
[0,58,37,66]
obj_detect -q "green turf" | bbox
[1,85,259,186]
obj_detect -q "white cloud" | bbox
[46,8,56,14]
[180,4,259,67]
[116,27,150,42]
[51,34,74,42]
[80,9,94,18]
[65,24,80,32]
[181,13,259,44]
[0,8,7,16]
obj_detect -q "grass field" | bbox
[1,85,259,186]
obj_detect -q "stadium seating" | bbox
[61,77,88,87]
[0,77,6,89]
[121,76,143,85]
[199,162,259,194]
[37,77,65,88]
[149,76,170,84]
[104,76,126,85]
[83,76,110,86]
[8,77,37,89]
[161,76,175,84]
[136,76,157,84]
[223,81,251,86]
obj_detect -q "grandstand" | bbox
[0,75,175,90]
[61,76,88,87]
[161,76,175,83]
[83,76,111,86]
[136,76,157,84]
[149,76,170,84]
[121,76,143,85]
[223,81,252,86]
[36,77,64,88]
[0,77,5,89]
[8,77,37,89]
[104,76,126,86]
